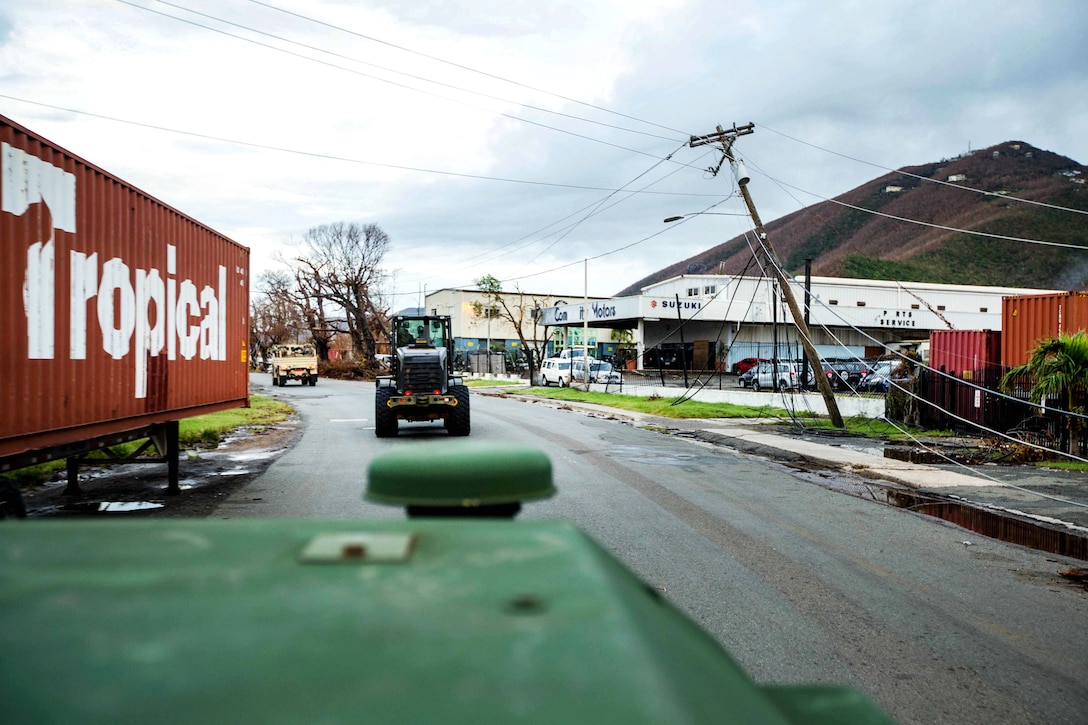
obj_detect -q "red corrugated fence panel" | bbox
[930,330,1002,377]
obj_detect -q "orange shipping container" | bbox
[1,114,249,463]
[1002,292,1088,369]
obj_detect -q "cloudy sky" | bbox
[2,0,1086,307]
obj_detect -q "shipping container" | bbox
[1,114,249,473]
[929,330,1002,379]
[1002,292,1088,368]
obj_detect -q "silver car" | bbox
[573,360,622,384]
[751,361,810,392]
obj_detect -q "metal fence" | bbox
[906,367,1086,455]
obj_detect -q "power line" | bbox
[511,143,691,274]
[142,0,682,144]
[243,0,692,138]
[0,93,718,197]
[115,0,692,165]
[388,145,713,292]
[728,250,1088,491]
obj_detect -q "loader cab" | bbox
[396,317,449,349]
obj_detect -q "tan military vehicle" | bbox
[269,343,318,386]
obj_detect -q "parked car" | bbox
[831,360,870,390]
[539,358,572,386]
[751,361,811,392]
[737,366,758,388]
[813,360,868,391]
[815,362,844,390]
[573,359,622,385]
[731,357,766,376]
[859,360,896,392]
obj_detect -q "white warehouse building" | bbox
[538,274,1058,370]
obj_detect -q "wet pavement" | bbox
[519,395,1088,561]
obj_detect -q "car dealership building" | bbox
[534,274,1058,370]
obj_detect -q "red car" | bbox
[731,357,766,375]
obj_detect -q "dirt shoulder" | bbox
[18,420,302,519]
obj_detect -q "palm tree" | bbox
[1001,330,1088,454]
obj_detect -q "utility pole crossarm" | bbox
[688,122,755,149]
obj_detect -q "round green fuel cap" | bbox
[366,441,555,507]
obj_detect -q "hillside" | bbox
[617,141,1088,296]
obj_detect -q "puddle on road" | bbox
[98,501,164,512]
[58,501,165,514]
[792,469,1087,561]
[791,434,993,466]
[883,446,997,466]
[227,450,279,463]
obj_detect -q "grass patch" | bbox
[7,396,293,486]
[519,387,805,420]
[175,396,293,447]
[1033,460,1088,472]
[784,417,955,441]
[521,387,958,439]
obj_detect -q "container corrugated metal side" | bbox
[1002,292,1088,368]
[929,330,1002,378]
[1,114,249,462]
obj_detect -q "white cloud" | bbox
[1,0,1085,304]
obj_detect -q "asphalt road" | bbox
[232,374,1088,725]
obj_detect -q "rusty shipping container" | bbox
[929,330,1002,379]
[1,114,249,465]
[1002,292,1088,369]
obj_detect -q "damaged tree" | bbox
[472,274,553,379]
[255,270,334,361]
[292,222,391,365]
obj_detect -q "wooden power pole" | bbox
[689,123,845,429]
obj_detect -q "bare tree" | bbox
[257,270,335,360]
[251,271,307,364]
[472,274,553,375]
[293,222,390,364]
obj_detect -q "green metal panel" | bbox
[0,517,890,724]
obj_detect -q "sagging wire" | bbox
[668,253,762,406]
[802,285,1088,429]
[766,266,1088,466]
[747,237,1088,469]
[875,414,1088,510]
[513,142,696,274]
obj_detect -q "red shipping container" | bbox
[929,330,1002,379]
[1002,292,1088,369]
[1,114,249,464]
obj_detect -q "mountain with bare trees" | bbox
[617,141,1088,296]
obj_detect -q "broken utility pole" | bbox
[690,123,845,429]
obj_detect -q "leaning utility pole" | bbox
[689,123,845,429]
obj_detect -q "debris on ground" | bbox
[1058,567,1088,590]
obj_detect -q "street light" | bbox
[664,212,748,223]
